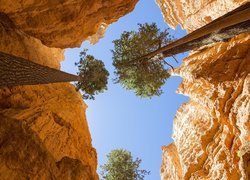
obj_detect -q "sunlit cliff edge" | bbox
[156,0,250,179]
[156,0,247,32]
[0,0,138,179]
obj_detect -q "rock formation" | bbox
[156,0,247,32]
[0,0,138,179]
[0,0,138,48]
[156,0,250,179]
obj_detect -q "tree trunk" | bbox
[0,52,80,87]
[137,2,250,61]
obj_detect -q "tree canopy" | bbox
[75,49,109,100]
[112,23,175,98]
[100,149,150,180]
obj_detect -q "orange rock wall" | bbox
[161,33,250,180]
[0,0,138,179]
[170,33,250,179]
[0,84,98,180]
[0,0,138,48]
[156,0,250,179]
[156,0,247,32]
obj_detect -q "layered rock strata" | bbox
[156,0,247,32]
[157,0,250,179]
[0,0,138,179]
[167,33,249,179]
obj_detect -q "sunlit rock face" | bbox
[157,0,250,179]
[161,32,250,180]
[156,0,246,32]
[161,144,183,179]
[0,0,138,179]
[170,33,250,179]
[0,0,138,48]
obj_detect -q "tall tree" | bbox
[112,3,250,98]
[100,149,150,180]
[112,23,175,98]
[0,50,109,100]
[136,2,250,61]
[75,49,109,100]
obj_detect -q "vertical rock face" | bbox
[0,0,138,179]
[171,33,250,179]
[0,84,98,180]
[0,0,138,48]
[161,144,183,179]
[156,0,247,32]
[157,0,250,179]
[161,33,250,180]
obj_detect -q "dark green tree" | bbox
[75,49,109,100]
[100,149,150,180]
[0,51,109,100]
[112,23,175,98]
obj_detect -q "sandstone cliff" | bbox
[0,0,138,179]
[157,0,250,179]
[0,0,138,48]
[156,0,247,32]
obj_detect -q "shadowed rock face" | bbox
[0,0,138,179]
[0,83,99,180]
[156,0,250,179]
[0,113,95,180]
[0,13,64,69]
[0,0,138,48]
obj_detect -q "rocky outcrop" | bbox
[161,144,183,179]
[0,0,138,48]
[0,0,138,179]
[161,32,250,180]
[169,33,250,179]
[0,84,98,180]
[0,13,63,69]
[0,13,98,180]
[157,0,250,179]
[156,0,247,32]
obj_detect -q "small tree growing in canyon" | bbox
[100,149,150,180]
[75,49,109,100]
[112,23,175,98]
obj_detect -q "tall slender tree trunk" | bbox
[136,2,250,61]
[0,52,80,87]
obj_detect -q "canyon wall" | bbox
[156,0,247,32]
[0,0,138,179]
[156,1,250,180]
[0,0,138,48]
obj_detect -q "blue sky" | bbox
[61,0,188,179]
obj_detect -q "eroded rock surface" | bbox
[0,84,97,180]
[156,0,247,32]
[0,16,98,178]
[161,144,183,180]
[157,0,250,179]
[0,0,138,48]
[161,33,250,179]
[0,0,138,179]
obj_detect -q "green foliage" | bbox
[75,49,109,100]
[100,149,150,180]
[112,23,175,97]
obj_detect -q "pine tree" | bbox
[0,49,109,100]
[100,149,150,180]
[112,23,175,98]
